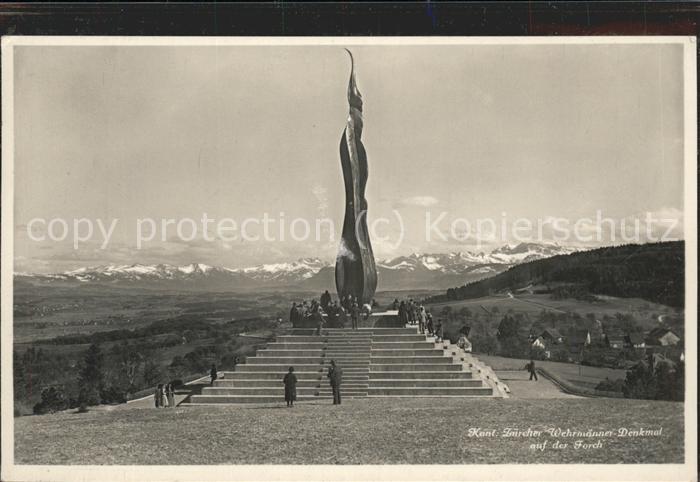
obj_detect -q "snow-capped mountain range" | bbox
[16,242,579,292]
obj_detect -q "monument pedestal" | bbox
[358,310,402,328]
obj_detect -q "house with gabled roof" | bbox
[541,328,563,344]
[645,327,681,347]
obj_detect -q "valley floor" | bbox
[14,397,683,465]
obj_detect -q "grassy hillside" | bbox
[14,398,684,464]
[429,242,684,308]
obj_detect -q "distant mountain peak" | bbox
[15,242,581,292]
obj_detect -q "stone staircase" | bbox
[184,327,494,405]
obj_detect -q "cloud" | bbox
[396,196,439,208]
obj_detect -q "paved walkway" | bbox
[496,370,580,399]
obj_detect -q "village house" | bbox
[645,327,681,347]
[605,331,626,349]
[567,329,591,355]
[624,333,646,349]
[540,328,564,344]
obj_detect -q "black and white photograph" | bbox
[1,34,697,482]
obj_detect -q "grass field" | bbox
[427,294,678,332]
[479,355,627,389]
[14,398,683,465]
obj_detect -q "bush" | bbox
[596,378,624,392]
[100,386,127,404]
[33,386,69,415]
[78,386,101,407]
[169,379,184,389]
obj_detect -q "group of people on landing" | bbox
[283,360,343,407]
[154,383,176,408]
[393,298,443,340]
[289,291,377,331]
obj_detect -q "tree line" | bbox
[428,241,684,308]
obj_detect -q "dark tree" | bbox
[77,344,105,406]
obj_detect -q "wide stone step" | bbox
[247,357,323,365]
[370,363,462,372]
[372,342,437,349]
[369,371,473,379]
[259,350,324,357]
[321,334,372,338]
[326,351,371,356]
[368,379,483,387]
[324,346,372,351]
[203,387,324,396]
[368,387,493,396]
[321,328,418,335]
[370,356,452,364]
[220,371,322,380]
[326,356,369,366]
[188,395,331,404]
[275,336,333,342]
[291,327,416,334]
[215,379,323,388]
[236,364,323,372]
[318,390,369,397]
[325,356,369,366]
[326,340,373,344]
[371,349,445,357]
[322,364,370,369]
[266,342,326,348]
[371,335,428,342]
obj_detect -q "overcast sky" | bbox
[12,43,685,273]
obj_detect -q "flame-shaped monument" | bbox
[335,50,378,306]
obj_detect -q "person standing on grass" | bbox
[166,383,175,408]
[210,363,218,386]
[283,366,298,407]
[154,384,163,408]
[525,359,538,381]
[161,383,169,408]
[327,360,343,405]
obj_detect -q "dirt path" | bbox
[496,370,580,399]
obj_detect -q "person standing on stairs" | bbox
[313,306,325,336]
[434,319,443,341]
[320,290,331,311]
[210,363,218,386]
[418,305,427,333]
[283,367,298,407]
[350,302,360,330]
[327,360,343,405]
[426,312,434,335]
